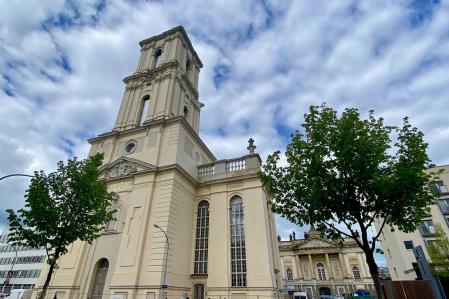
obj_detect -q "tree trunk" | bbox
[39,247,62,299]
[39,261,56,299]
[364,250,384,299]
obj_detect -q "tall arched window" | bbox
[230,196,246,287]
[90,258,109,299]
[154,49,162,68]
[317,263,326,280]
[139,96,150,126]
[194,201,209,274]
[352,266,361,280]
[287,268,293,281]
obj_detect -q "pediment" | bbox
[100,156,156,179]
[296,238,338,249]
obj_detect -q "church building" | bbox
[33,26,281,299]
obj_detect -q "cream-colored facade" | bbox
[33,26,281,299]
[378,165,449,280]
[278,230,374,298]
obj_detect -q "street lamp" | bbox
[0,174,32,295]
[0,174,33,181]
[0,240,18,295]
[153,224,169,289]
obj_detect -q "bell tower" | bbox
[113,26,203,133]
[38,26,281,299]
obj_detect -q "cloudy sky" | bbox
[1,0,448,266]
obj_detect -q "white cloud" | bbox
[1,1,449,267]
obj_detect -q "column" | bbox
[295,255,303,279]
[338,253,348,279]
[358,253,369,279]
[308,254,315,279]
[325,253,333,279]
[343,255,352,279]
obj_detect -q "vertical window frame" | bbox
[230,196,247,287]
[317,263,326,281]
[139,96,150,126]
[194,200,209,274]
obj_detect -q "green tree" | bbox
[6,153,115,299]
[427,224,449,277]
[259,104,437,299]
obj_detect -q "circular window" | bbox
[124,140,137,154]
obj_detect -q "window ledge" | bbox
[102,230,120,235]
[190,273,208,279]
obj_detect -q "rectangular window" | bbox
[106,211,119,231]
[438,198,449,214]
[434,181,449,194]
[420,220,436,237]
[404,240,414,250]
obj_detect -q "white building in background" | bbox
[0,232,46,293]
[278,229,374,298]
[377,165,449,280]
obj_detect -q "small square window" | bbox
[404,240,414,250]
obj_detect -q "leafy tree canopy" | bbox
[6,153,116,299]
[259,104,438,298]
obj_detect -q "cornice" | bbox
[88,116,216,161]
[123,60,200,100]
[138,26,203,68]
[198,173,261,186]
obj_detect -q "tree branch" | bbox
[371,217,388,252]
[323,220,354,239]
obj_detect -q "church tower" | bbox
[35,26,281,299]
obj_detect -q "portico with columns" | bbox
[279,230,374,297]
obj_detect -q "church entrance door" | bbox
[194,284,205,299]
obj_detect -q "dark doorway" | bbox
[319,287,331,295]
[194,284,205,299]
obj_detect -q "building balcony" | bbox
[197,154,261,183]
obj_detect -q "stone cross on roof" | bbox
[247,138,256,154]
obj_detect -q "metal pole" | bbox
[154,224,169,288]
[0,174,31,296]
[0,174,33,181]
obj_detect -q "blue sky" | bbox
[1,0,449,267]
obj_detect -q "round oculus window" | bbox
[124,140,137,154]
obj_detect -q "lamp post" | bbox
[153,224,169,289]
[0,174,33,181]
[0,240,18,295]
[0,174,30,296]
